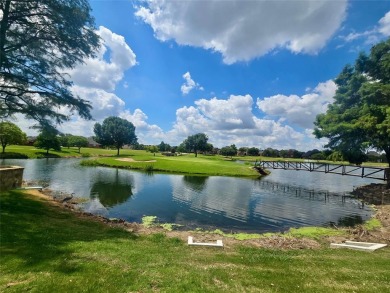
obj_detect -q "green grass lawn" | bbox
[1,190,389,292]
[83,152,260,177]
[0,145,131,159]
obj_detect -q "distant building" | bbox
[26,136,37,146]
[87,137,101,148]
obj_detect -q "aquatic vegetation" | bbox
[286,227,346,239]
[141,215,158,227]
[363,218,381,230]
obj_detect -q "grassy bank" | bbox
[81,153,260,177]
[1,190,390,292]
[0,145,129,159]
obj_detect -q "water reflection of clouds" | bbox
[251,181,371,229]
[266,169,376,193]
[171,176,252,222]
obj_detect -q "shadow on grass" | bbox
[0,190,137,272]
[0,152,29,159]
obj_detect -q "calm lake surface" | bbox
[1,158,377,233]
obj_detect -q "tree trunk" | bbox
[0,0,11,68]
[78,147,81,153]
[2,145,5,153]
[385,149,390,168]
[384,149,390,189]
[117,147,120,156]
[195,150,198,157]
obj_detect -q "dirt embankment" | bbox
[27,183,390,250]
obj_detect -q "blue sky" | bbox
[19,0,390,150]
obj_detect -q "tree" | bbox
[93,117,137,156]
[182,133,209,157]
[34,129,61,154]
[262,148,280,157]
[58,134,72,148]
[146,145,159,156]
[314,39,390,167]
[158,141,171,152]
[68,135,88,153]
[0,121,26,153]
[219,145,237,158]
[247,147,260,156]
[0,0,100,128]
[238,147,248,156]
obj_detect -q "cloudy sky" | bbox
[19,0,390,150]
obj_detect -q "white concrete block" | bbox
[188,236,223,247]
[331,241,387,252]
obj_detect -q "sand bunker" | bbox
[116,158,156,163]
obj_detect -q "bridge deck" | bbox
[256,161,389,181]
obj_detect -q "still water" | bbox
[2,158,376,233]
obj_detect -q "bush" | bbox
[144,164,154,172]
[80,159,100,166]
[0,152,28,159]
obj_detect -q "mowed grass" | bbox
[86,152,260,177]
[0,145,130,158]
[1,190,390,292]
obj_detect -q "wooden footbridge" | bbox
[255,160,389,182]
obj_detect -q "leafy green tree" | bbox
[68,135,88,153]
[262,148,280,157]
[93,117,137,156]
[0,121,26,153]
[158,141,171,152]
[247,147,260,156]
[327,151,344,162]
[238,147,248,156]
[146,145,159,156]
[182,133,209,157]
[314,39,390,166]
[34,129,61,154]
[0,0,99,128]
[58,134,73,148]
[310,152,326,161]
[219,145,237,158]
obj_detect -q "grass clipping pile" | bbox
[32,183,390,250]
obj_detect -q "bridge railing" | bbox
[255,160,389,181]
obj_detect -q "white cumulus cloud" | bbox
[166,94,323,150]
[257,80,337,129]
[181,72,203,95]
[379,11,390,36]
[135,0,347,64]
[67,26,137,91]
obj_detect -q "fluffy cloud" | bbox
[67,26,137,91]
[167,94,323,150]
[257,80,337,129]
[18,26,163,143]
[181,72,203,95]
[341,10,390,44]
[120,109,165,143]
[135,0,347,63]
[379,11,390,36]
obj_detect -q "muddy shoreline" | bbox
[26,183,390,250]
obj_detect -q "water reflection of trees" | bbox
[90,169,133,207]
[337,215,363,227]
[182,176,208,192]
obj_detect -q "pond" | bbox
[1,158,377,233]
